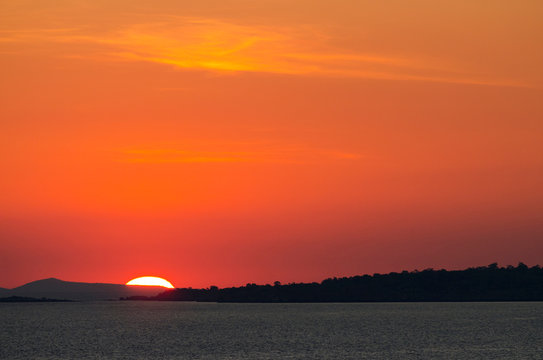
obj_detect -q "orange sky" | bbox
[1,0,542,288]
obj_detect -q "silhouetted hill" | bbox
[4,278,167,301]
[124,263,543,302]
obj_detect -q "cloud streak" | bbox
[0,18,526,87]
[119,146,362,164]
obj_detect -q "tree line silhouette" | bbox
[122,263,543,302]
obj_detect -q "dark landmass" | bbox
[0,296,73,303]
[2,278,166,301]
[122,263,543,302]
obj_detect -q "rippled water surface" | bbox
[1,302,542,359]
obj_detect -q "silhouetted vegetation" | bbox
[121,263,543,302]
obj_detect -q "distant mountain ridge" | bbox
[1,278,167,301]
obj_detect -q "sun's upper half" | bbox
[126,276,174,288]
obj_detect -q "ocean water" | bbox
[0,302,542,359]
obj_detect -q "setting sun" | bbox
[126,276,175,288]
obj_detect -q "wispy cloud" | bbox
[0,28,80,41]
[119,145,363,164]
[0,18,526,87]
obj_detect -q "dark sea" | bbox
[1,301,542,359]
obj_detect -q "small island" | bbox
[0,296,73,303]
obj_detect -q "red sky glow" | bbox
[1,0,542,288]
